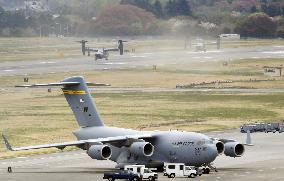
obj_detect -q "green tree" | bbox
[93,4,157,36]
[235,12,277,38]
[165,0,191,17]
[153,0,164,18]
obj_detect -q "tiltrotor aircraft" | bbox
[77,40,127,60]
[3,76,247,170]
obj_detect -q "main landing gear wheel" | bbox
[132,177,139,181]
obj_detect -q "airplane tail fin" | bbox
[15,76,110,128]
[2,134,13,151]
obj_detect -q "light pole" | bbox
[55,22,62,37]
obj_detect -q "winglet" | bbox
[244,130,253,146]
[2,134,14,151]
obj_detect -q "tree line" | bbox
[0,0,283,37]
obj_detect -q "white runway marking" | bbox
[131,55,147,58]
[187,50,222,54]
[101,62,126,65]
[207,50,223,53]
[17,157,27,159]
[274,46,284,48]
[262,51,284,54]
[3,69,14,72]
[39,61,56,64]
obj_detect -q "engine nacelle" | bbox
[87,145,112,160]
[215,141,224,154]
[224,142,245,157]
[129,142,154,157]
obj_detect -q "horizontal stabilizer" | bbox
[15,82,110,88]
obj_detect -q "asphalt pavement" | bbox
[1,45,284,76]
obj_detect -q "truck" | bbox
[163,163,197,178]
[124,165,158,181]
[103,170,141,181]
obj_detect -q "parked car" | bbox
[103,170,141,181]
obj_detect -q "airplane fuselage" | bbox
[73,126,218,168]
[95,50,109,60]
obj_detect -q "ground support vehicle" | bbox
[163,163,197,178]
[124,165,158,181]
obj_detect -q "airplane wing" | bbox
[104,48,119,52]
[2,134,153,151]
[87,48,99,52]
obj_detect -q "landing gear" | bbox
[199,164,218,174]
[208,164,218,172]
[203,167,210,174]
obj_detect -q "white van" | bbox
[124,165,158,181]
[163,163,197,178]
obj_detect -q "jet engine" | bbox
[87,145,112,160]
[224,142,245,157]
[129,142,154,157]
[215,141,225,154]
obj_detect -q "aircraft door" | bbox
[179,165,184,177]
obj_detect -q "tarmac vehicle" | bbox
[103,170,141,181]
[124,165,158,181]
[163,163,197,178]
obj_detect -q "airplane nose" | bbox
[205,144,218,163]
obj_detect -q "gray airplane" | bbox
[2,76,246,170]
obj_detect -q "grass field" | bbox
[1,88,284,158]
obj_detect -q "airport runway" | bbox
[0,130,283,181]
[0,45,284,76]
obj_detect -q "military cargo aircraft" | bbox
[78,40,127,60]
[3,76,247,170]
